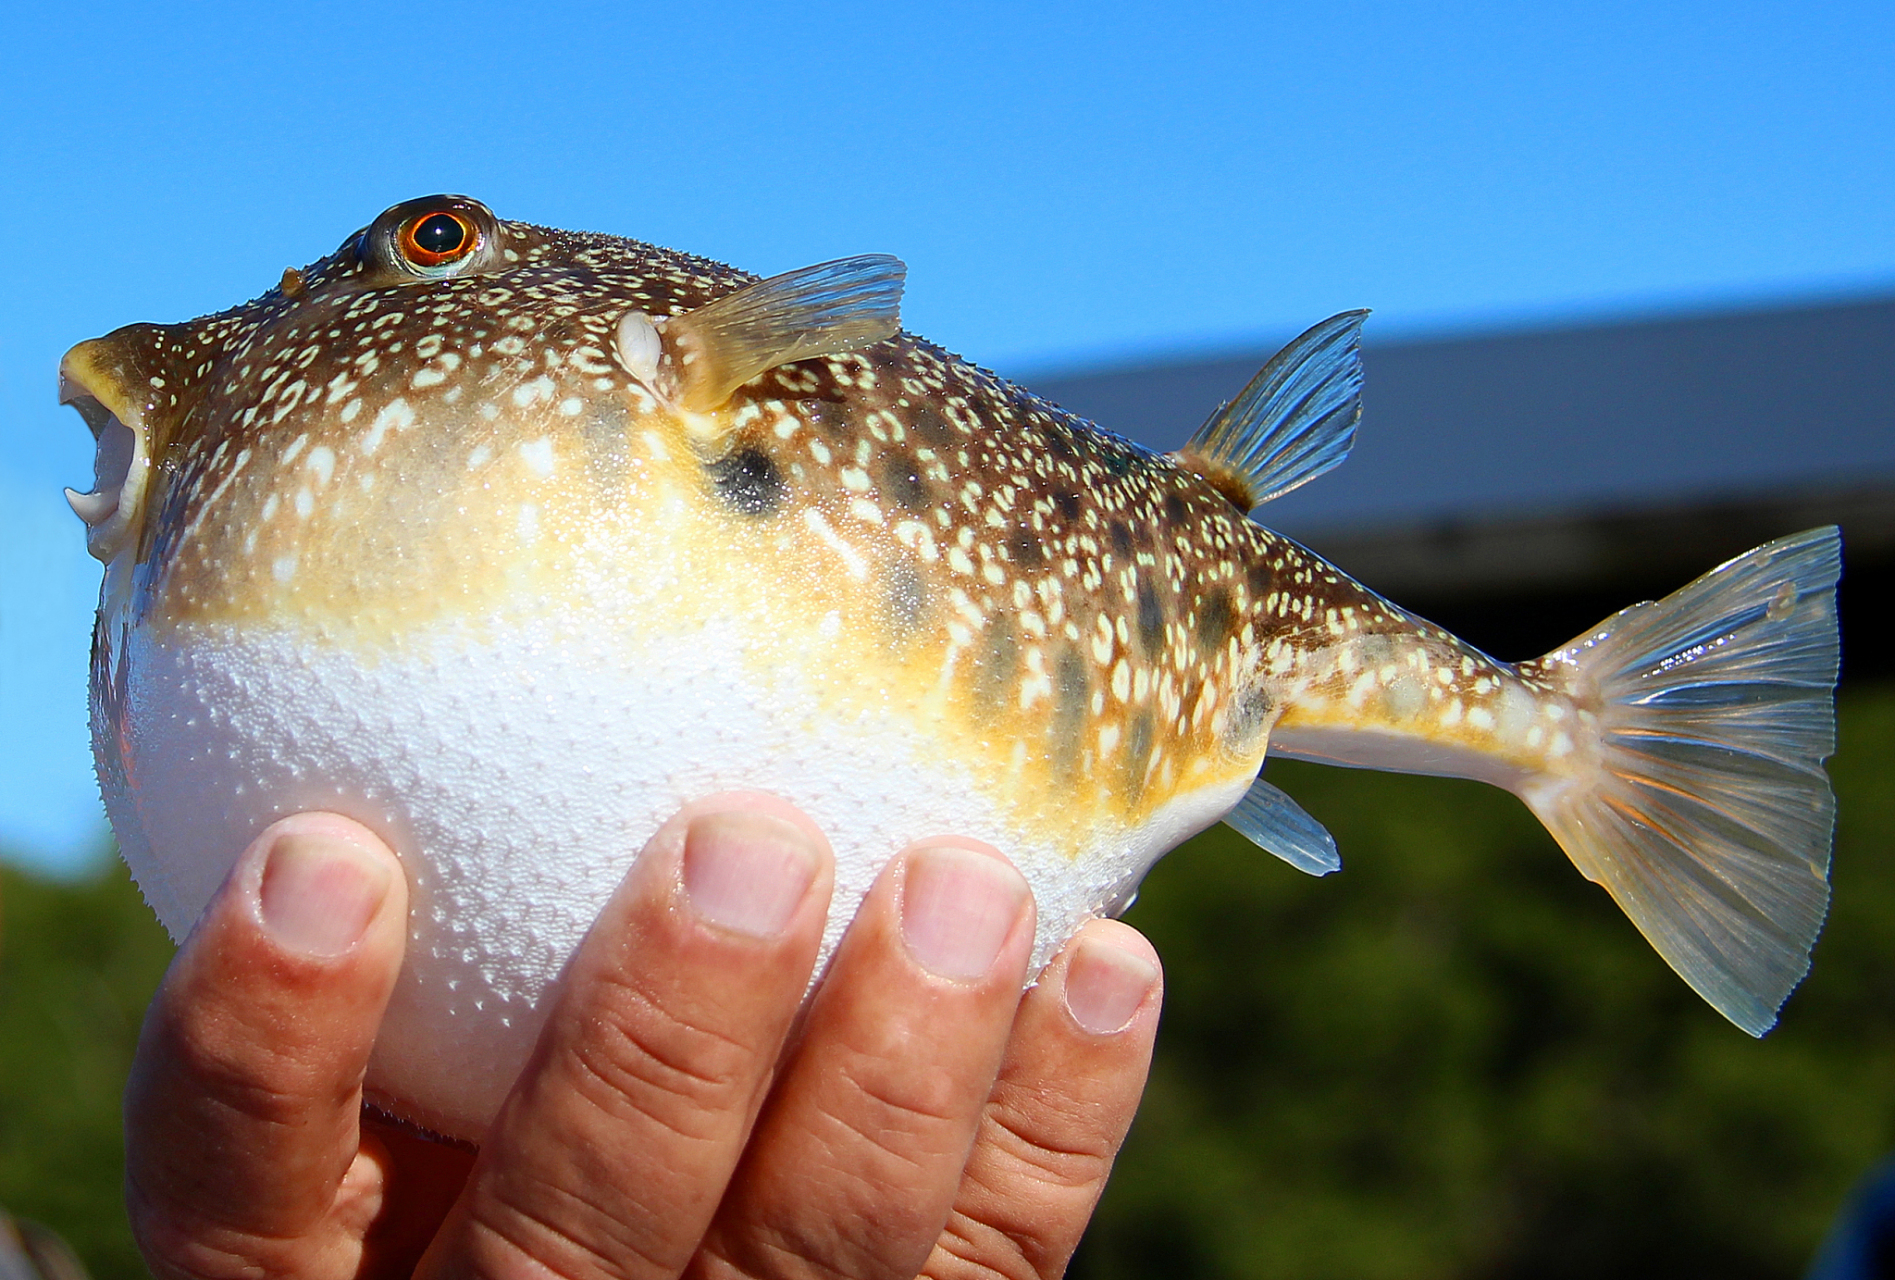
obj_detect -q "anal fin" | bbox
[1226,774,1340,876]
[657,254,906,413]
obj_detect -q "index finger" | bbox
[417,797,834,1280]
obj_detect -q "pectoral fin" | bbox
[656,254,906,413]
[1225,773,1341,876]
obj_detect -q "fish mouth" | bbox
[59,343,152,564]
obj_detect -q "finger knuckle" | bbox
[838,1051,968,1135]
[152,1001,338,1129]
[557,970,758,1136]
[473,1178,677,1280]
[982,1103,1116,1191]
[925,1214,1046,1280]
[127,1178,291,1280]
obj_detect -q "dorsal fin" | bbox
[1174,309,1368,510]
[655,254,906,413]
[1225,773,1340,876]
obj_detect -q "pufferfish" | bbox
[60,195,1840,1142]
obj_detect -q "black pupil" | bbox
[413,213,467,256]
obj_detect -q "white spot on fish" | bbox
[518,437,556,477]
[467,444,493,470]
[1496,684,1534,740]
[306,446,335,486]
[366,398,416,455]
[272,553,298,583]
[512,376,554,409]
[804,508,867,580]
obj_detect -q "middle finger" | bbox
[694,841,1035,1280]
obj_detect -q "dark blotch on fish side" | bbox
[909,405,957,448]
[976,615,1019,711]
[1164,492,1190,526]
[1197,587,1238,647]
[1137,578,1165,655]
[711,447,787,517]
[879,454,931,512]
[1110,523,1134,556]
[1224,686,1274,755]
[1124,709,1157,799]
[1053,490,1082,522]
[1053,647,1089,774]
[1006,525,1043,566]
[1247,557,1275,601]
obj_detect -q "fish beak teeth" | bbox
[56,357,148,563]
[66,485,119,526]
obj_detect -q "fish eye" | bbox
[399,210,478,268]
[359,195,503,281]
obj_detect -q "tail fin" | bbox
[1520,527,1841,1035]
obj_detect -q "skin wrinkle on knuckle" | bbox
[156,993,366,1111]
[708,1205,920,1280]
[978,1103,1116,1187]
[585,962,768,1085]
[559,1035,730,1150]
[475,1174,677,1280]
[835,1047,972,1134]
[129,1179,319,1280]
[554,971,765,1135]
[159,1046,336,1138]
[923,1215,1040,1280]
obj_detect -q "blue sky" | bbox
[2,0,1892,873]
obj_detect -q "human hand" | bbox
[124,795,1164,1278]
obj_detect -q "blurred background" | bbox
[2,2,1892,1275]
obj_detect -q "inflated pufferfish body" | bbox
[62,196,1840,1141]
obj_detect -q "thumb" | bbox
[125,813,408,1280]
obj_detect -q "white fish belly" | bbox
[100,610,1245,1140]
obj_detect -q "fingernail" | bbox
[1064,935,1159,1035]
[901,845,1028,980]
[682,811,819,938]
[259,832,392,958]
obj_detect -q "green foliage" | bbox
[0,688,1889,1278]
[0,858,173,1279]
[1077,684,1895,1279]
